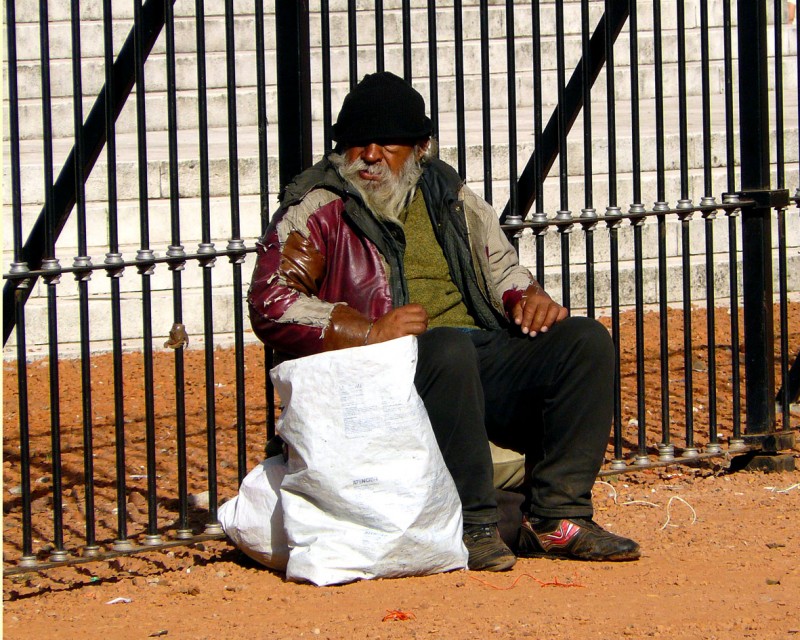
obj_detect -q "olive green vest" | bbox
[399,189,478,329]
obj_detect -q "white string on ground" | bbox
[593,480,618,504]
[621,500,659,508]
[661,496,697,530]
[765,483,800,494]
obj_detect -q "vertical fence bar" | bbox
[627,0,648,464]
[776,207,790,428]
[699,0,714,202]
[195,0,220,532]
[254,0,272,441]
[426,0,439,138]
[655,213,673,460]
[195,0,216,532]
[164,0,191,538]
[321,0,333,153]
[271,0,312,438]
[607,211,625,470]
[40,0,62,567]
[722,0,743,449]
[703,205,720,453]
[675,0,696,457]
[133,0,162,546]
[632,213,648,466]
[453,0,466,178]
[8,0,37,568]
[773,0,790,432]
[774,0,785,190]
[103,0,132,552]
[604,0,617,210]
[71,0,99,556]
[580,0,596,318]
[652,0,672,460]
[530,0,546,283]
[6,0,24,307]
[726,198,744,448]
[402,0,411,81]
[375,0,384,72]
[652,0,666,209]
[200,251,220,532]
[604,0,624,469]
[479,0,493,203]
[276,0,312,187]
[555,0,568,212]
[506,0,519,224]
[554,0,571,308]
[43,274,61,564]
[348,0,358,87]
[676,0,689,202]
[699,0,720,454]
[678,205,697,456]
[254,0,270,224]
[796,3,800,197]
[223,0,248,487]
[738,0,778,438]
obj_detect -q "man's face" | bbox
[332,138,429,220]
[343,141,420,185]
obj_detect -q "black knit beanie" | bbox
[331,72,433,145]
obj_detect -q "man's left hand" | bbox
[512,284,568,337]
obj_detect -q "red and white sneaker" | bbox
[517,515,641,561]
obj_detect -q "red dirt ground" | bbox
[3,304,800,639]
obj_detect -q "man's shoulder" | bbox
[425,157,463,184]
[422,159,491,210]
[285,188,342,218]
[273,187,345,242]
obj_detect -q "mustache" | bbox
[344,158,391,181]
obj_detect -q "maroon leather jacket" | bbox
[248,157,534,357]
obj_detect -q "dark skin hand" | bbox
[512,283,569,337]
[365,285,563,344]
[366,304,429,344]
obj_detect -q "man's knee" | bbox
[545,317,615,380]
[569,317,614,365]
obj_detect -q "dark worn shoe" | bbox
[463,524,517,572]
[516,515,641,562]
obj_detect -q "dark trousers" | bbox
[414,317,614,525]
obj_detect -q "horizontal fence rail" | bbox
[3,0,800,573]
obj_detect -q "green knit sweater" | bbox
[398,189,479,329]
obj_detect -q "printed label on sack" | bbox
[339,383,416,438]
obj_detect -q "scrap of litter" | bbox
[468,573,585,590]
[382,609,416,622]
[765,483,800,493]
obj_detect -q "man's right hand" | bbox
[367,304,429,344]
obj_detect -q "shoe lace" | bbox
[464,524,496,542]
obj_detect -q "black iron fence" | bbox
[2,0,798,573]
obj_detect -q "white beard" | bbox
[330,151,424,222]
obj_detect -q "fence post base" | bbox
[742,431,796,452]
[730,452,797,474]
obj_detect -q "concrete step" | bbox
[13,20,778,101]
[11,49,798,142]
[7,85,798,209]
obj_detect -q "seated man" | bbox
[248,71,640,571]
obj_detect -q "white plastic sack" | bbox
[218,456,290,571]
[272,335,468,586]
